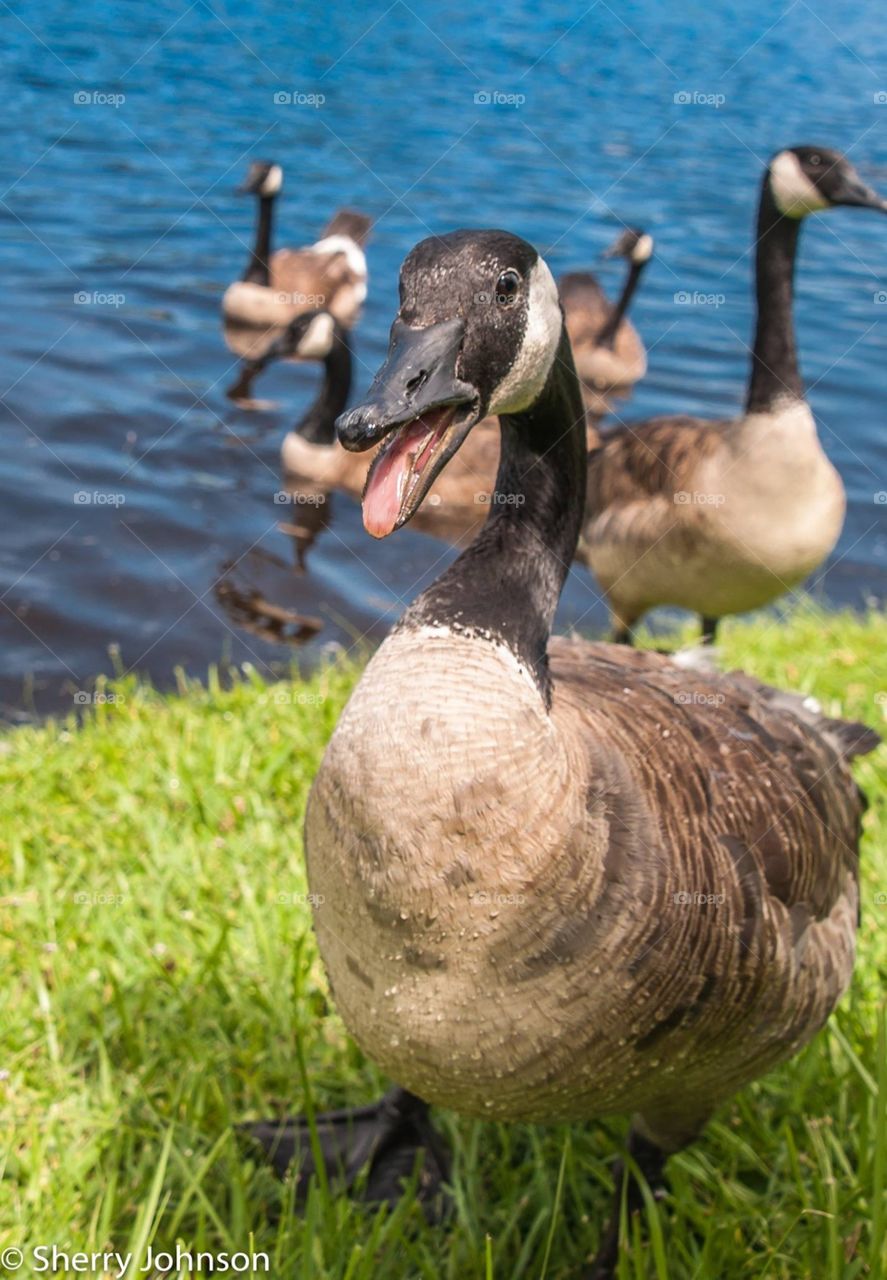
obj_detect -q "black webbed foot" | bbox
[241,1086,451,1222]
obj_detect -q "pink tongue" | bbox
[363,411,451,538]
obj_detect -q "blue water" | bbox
[1,0,886,718]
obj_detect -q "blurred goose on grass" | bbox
[580,146,887,645]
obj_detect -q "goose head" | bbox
[603,226,654,264]
[768,146,887,218]
[336,230,562,538]
[237,161,283,198]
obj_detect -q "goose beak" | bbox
[601,234,627,260]
[834,176,887,212]
[336,318,481,538]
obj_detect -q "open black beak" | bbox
[336,317,482,538]
[835,176,887,212]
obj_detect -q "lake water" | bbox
[2,0,886,719]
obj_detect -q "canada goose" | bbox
[222,161,371,331]
[244,229,879,1277]
[581,146,887,645]
[562,226,651,401]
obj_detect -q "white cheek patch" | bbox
[261,164,283,196]
[310,234,368,286]
[297,312,335,358]
[632,233,654,263]
[769,151,829,218]
[487,257,563,416]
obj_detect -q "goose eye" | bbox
[495,270,521,306]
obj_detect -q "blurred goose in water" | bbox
[562,225,652,405]
[580,146,887,645]
[222,161,371,400]
[243,228,879,1279]
[222,161,371,329]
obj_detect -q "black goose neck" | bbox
[596,259,643,350]
[402,327,587,703]
[243,194,275,286]
[745,181,804,413]
[295,326,352,446]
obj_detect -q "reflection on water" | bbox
[214,470,332,643]
[1,0,886,720]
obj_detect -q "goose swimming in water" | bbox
[222,162,371,331]
[580,146,887,645]
[244,229,879,1277]
[562,225,651,404]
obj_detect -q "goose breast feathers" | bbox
[305,630,871,1145]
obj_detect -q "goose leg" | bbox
[241,1086,451,1221]
[584,1129,668,1280]
[700,616,719,645]
[611,607,640,646]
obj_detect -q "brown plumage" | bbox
[581,405,845,640]
[265,211,371,329]
[309,631,872,1147]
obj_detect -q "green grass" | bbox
[1,608,886,1279]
